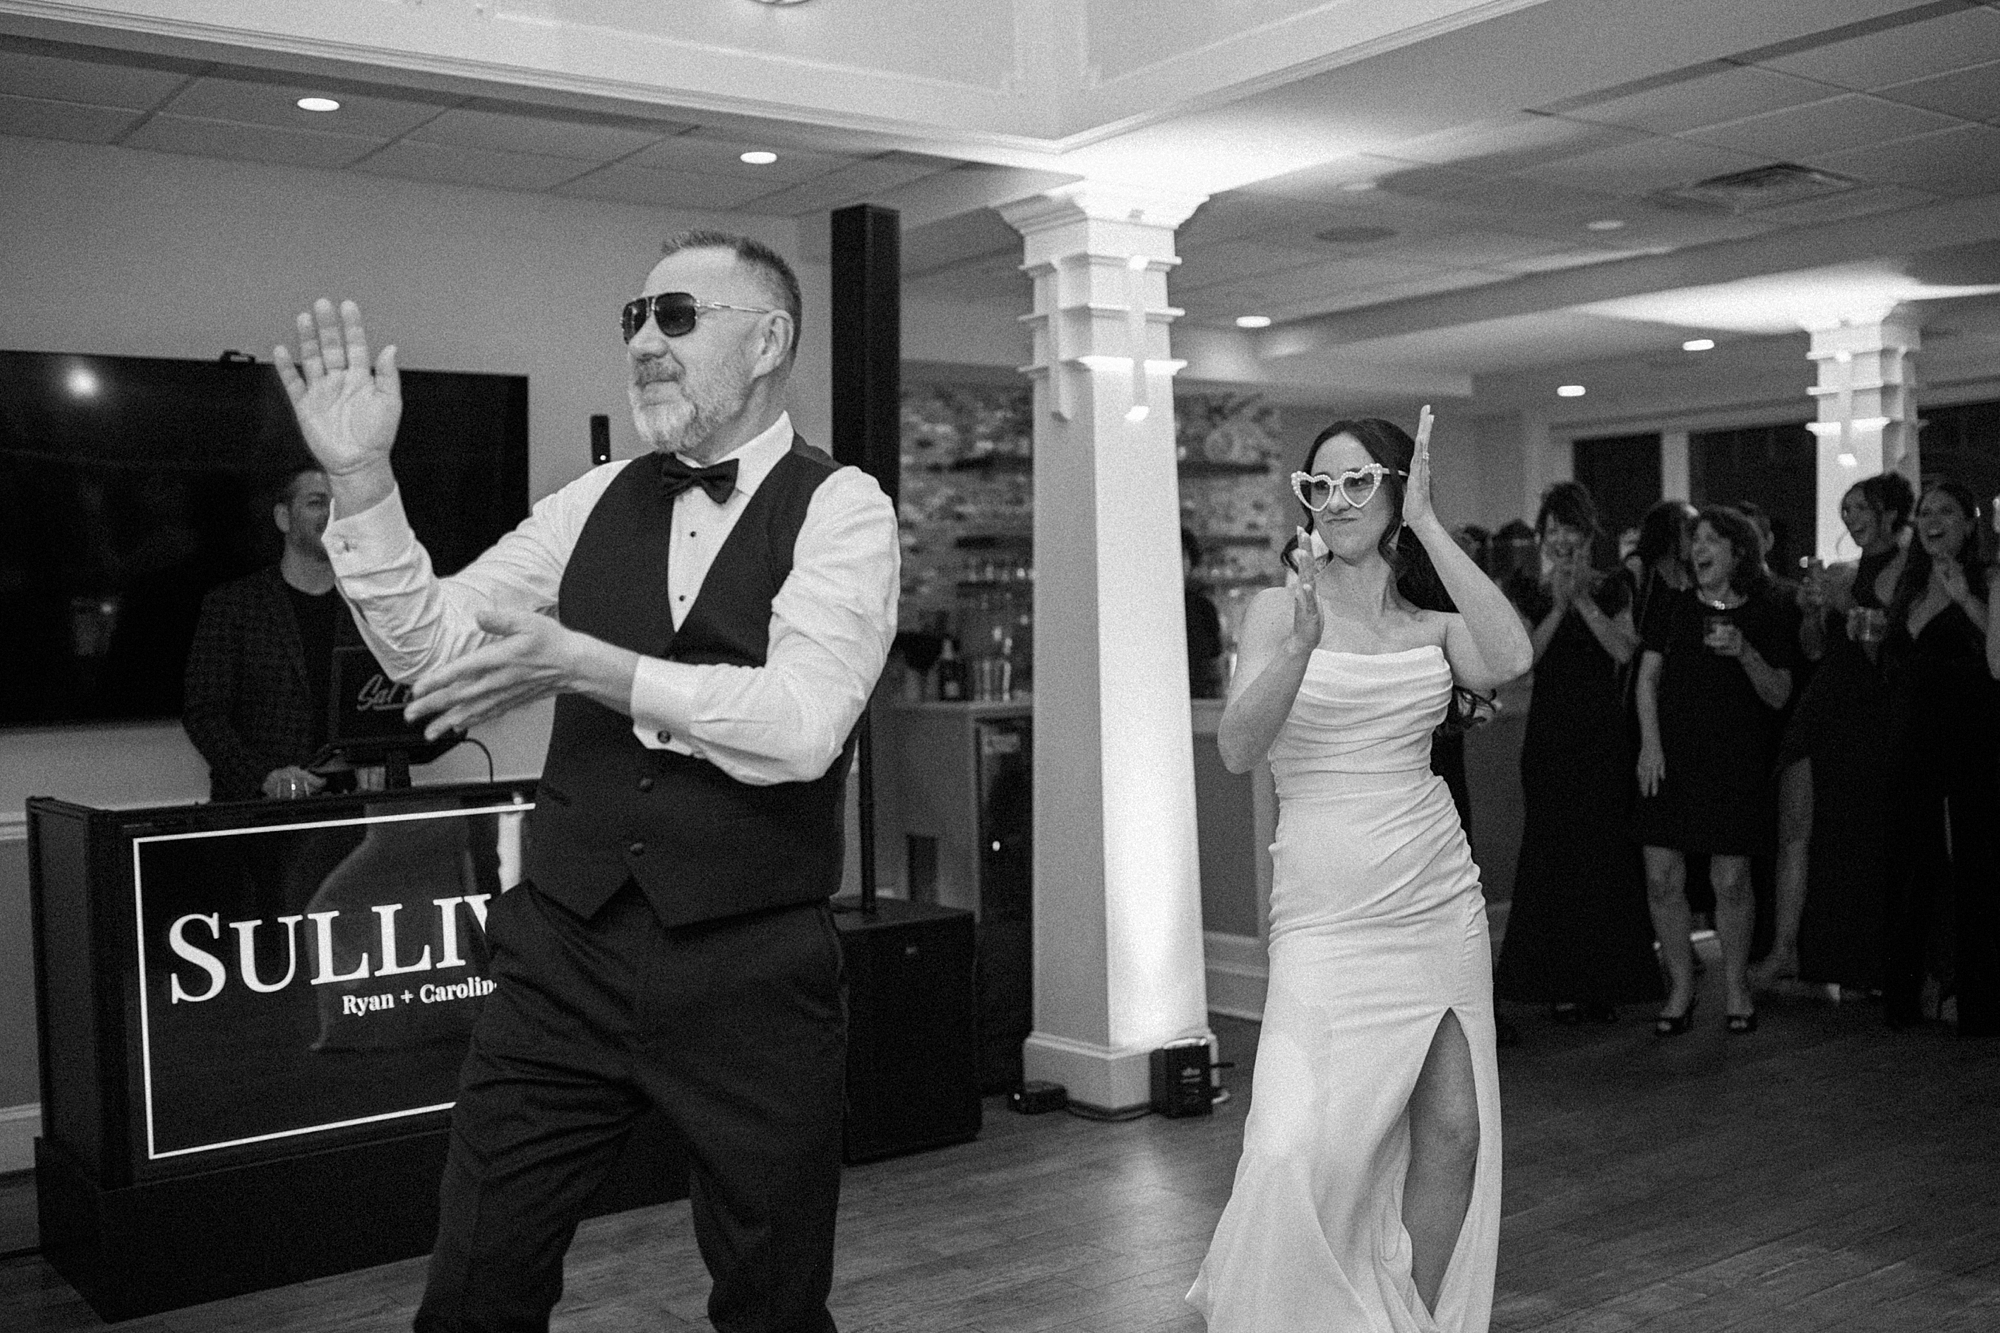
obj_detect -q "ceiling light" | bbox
[1337,180,1377,193]
[1235,315,1272,329]
[66,366,99,398]
[1682,338,1715,352]
[1556,384,1587,398]
[296,96,340,113]
[739,150,778,165]
[1584,218,1626,232]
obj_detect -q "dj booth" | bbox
[26,782,693,1319]
[29,774,982,1319]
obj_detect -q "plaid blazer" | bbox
[182,566,361,801]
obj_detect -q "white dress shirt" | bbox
[322,412,900,786]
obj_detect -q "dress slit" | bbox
[1406,1005,1494,1331]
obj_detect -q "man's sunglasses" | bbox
[621,292,779,342]
[1290,463,1405,512]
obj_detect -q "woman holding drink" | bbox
[1755,473,1911,990]
[1634,506,1802,1035]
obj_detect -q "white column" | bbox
[998,182,1211,1114]
[1661,430,1691,501]
[1804,307,1921,562]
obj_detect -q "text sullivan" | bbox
[165,894,492,1002]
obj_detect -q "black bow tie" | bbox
[655,453,738,505]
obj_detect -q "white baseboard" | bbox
[1204,931,1268,1023]
[0,1103,40,1175]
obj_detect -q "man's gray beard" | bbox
[629,370,748,459]
[630,395,702,455]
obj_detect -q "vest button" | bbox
[637,777,655,793]
[627,840,646,857]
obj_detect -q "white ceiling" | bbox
[0,40,965,213]
[3,0,2000,414]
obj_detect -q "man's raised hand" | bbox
[273,299,401,497]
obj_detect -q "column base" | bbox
[1023,1027,1217,1115]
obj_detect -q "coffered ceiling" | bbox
[3,0,1999,414]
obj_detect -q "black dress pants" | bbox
[413,880,848,1333]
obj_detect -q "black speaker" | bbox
[1150,1039,1214,1118]
[832,896,981,1163]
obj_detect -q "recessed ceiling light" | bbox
[1682,338,1715,352]
[1556,384,1587,398]
[296,96,340,113]
[739,150,778,165]
[1337,180,1378,193]
[1584,218,1626,232]
[1235,315,1272,329]
[66,366,99,398]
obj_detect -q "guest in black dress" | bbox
[1881,480,1997,1038]
[1635,506,1801,1035]
[1497,482,1661,1023]
[1756,472,1912,990]
[1626,501,1715,927]
[1183,528,1226,698]
[1625,500,1697,639]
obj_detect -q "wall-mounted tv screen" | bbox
[0,351,529,727]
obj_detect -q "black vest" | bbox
[524,437,854,925]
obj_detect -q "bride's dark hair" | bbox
[1291,417,1485,731]
[1294,417,1455,614]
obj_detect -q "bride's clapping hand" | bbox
[1403,405,1438,531]
[1287,524,1323,654]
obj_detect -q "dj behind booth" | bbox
[180,465,365,803]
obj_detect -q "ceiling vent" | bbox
[1654,162,1861,215]
[1315,224,1398,244]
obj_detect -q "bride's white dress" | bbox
[1189,645,1501,1332]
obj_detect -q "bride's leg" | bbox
[1404,1009,1479,1316]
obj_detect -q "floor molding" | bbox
[1204,930,1267,1023]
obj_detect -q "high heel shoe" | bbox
[1655,994,1698,1037]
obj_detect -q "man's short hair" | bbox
[659,229,803,363]
[274,463,325,507]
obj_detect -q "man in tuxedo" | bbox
[274,231,899,1333]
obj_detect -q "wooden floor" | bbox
[6,968,1999,1332]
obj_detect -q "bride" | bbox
[1190,409,1531,1331]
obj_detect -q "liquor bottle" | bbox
[936,636,968,702]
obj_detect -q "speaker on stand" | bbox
[828,203,980,1162]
